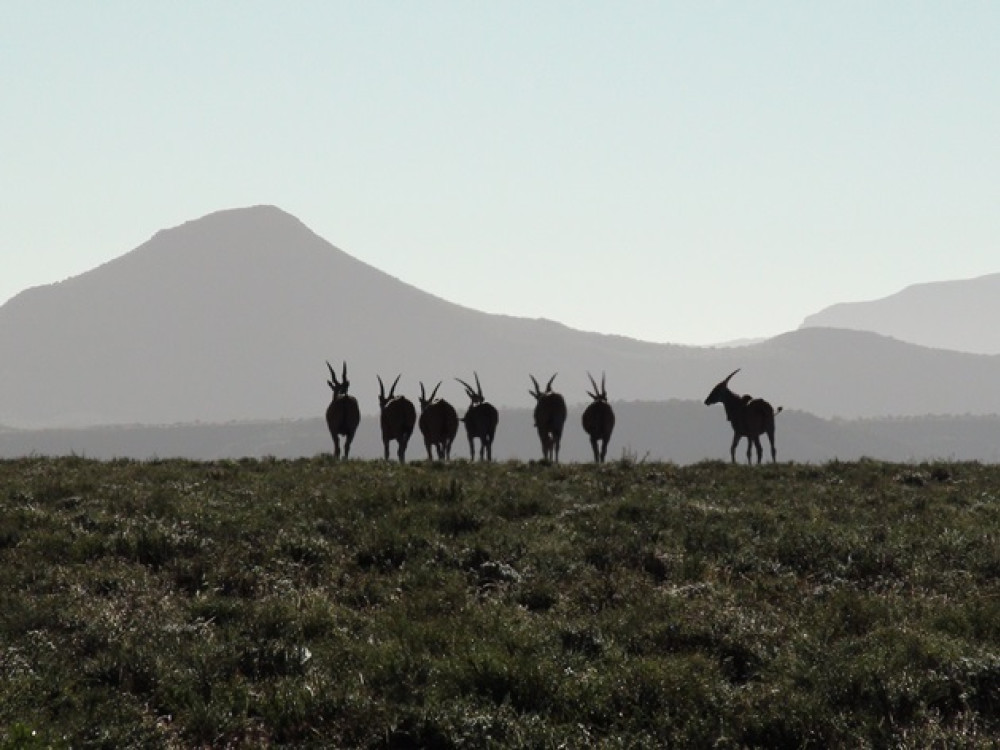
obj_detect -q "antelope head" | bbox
[705,368,740,406]
[456,372,486,405]
[418,381,442,412]
[327,361,351,398]
[586,371,608,403]
[378,374,402,410]
[528,373,558,401]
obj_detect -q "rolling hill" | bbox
[2,206,999,429]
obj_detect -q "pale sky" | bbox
[3,2,998,345]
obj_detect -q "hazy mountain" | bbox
[800,273,1000,354]
[3,402,999,465]
[3,206,1000,429]
[709,337,767,348]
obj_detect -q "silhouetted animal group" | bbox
[326,362,782,465]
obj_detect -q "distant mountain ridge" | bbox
[800,273,1000,354]
[2,206,1000,429]
[3,403,1000,465]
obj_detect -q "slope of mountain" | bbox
[2,206,1000,428]
[0,206,704,427]
[1,206,457,426]
[800,273,1000,354]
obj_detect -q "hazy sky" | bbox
[3,2,998,345]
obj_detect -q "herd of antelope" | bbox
[325,362,782,465]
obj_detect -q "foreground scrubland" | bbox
[1,456,999,748]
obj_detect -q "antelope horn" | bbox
[389,374,401,398]
[546,373,558,392]
[587,371,599,394]
[377,375,386,399]
[341,361,348,382]
[327,361,338,385]
[429,381,441,402]
[723,368,741,386]
[529,374,541,395]
[474,371,484,399]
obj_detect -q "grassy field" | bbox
[1,456,999,748]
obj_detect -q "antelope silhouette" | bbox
[581,371,615,463]
[377,374,417,463]
[455,372,499,461]
[529,373,567,462]
[417,381,459,460]
[704,368,782,464]
[324,361,360,460]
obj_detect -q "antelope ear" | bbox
[586,390,598,401]
[328,380,335,391]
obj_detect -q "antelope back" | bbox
[465,400,499,439]
[582,399,615,439]
[327,392,361,434]
[420,396,458,438]
[534,391,567,433]
[381,395,416,438]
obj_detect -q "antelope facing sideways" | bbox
[529,373,567,462]
[377,374,417,463]
[455,372,499,462]
[417,381,459,460]
[704,368,782,464]
[324,361,361,460]
[581,371,615,463]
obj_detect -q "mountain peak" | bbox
[146,205,318,252]
[174,204,303,228]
